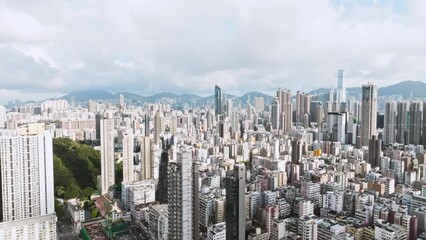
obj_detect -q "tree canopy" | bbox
[53,138,101,199]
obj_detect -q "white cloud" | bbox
[115,60,134,68]
[0,0,425,102]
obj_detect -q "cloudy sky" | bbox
[0,0,425,103]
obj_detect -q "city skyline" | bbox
[3,1,426,239]
[1,1,426,103]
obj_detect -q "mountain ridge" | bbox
[58,80,426,106]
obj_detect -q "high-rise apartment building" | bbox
[154,111,164,145]
[0,105,6,129]
[225,164,246,240]
[409,101,423,145]
[271,97,280,130]
[168,147,193,240]
[384,101,397,145]
[148,204,168,240]
[361,83,378,146]
[139,136,154,180]
[0,130,57,239]
[291,140,303,164]
[368,135,382,167]
[277,88,292,133]
[397,101,410,144]
[296,91,310,124]
[254,97,265,112]
[101,117,115,195]
[123,132,135,183]
[193,163,200,240]
[215,85,223,119]
[156,150,169,204]
[327,112,346,144]
[144,114,150,137]
[423,101,426,147]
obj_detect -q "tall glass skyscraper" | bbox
[215,85,223,119]
[337,69,345,103]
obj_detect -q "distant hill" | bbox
[239,92,274,105]
[56,80,425,107]
[59,90,268,107]
[309,80,426,99]
[378,80,426,98]
[62,90,114,102]
[115,92,146,102]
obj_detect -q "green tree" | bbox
[81,187,95,199]
[52,138,101,199]
[115,161,123,185]
[55,199,64,220]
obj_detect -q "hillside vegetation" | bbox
[53,138,101,199]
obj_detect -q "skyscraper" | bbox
[327,112,346,144]
[0,130,57,239]
[154,111,164,145]
[144,114,150,137]
[291,139,303,164]
[271,97,280,130]
[139,136,154,180]
[224,164,246,240]
[361,83,378,146]
[123,132,135,183]
[337,69,345,103]
[193,163,200,240]
[368,135,382,167]
[101,117,115,195]
[296,91,310,124]
[384,101,397,145]
[156,150,169,204]
[0,105,6,129]
[215,85,223,119]
[168,147,193,240]
[277,88,292,133]
[119,94,125,110]
[409,101,423,145]
[423,101,426,147]
[397,101,410,144]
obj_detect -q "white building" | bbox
[322,191,344,213]
[0,130,56,239]
[0,105,6,128]
[298,200,314,218]
[122,180,156,212]
[207,222,226,240]
[122,131,135,183]
[148,204,168,240]
[67,198,85,233]
[374,219,407,240]
[270,219,286,240]
[41,99,69,113]
[101,117,115,195]
[298,216,322,240]
[0,214,57,240]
